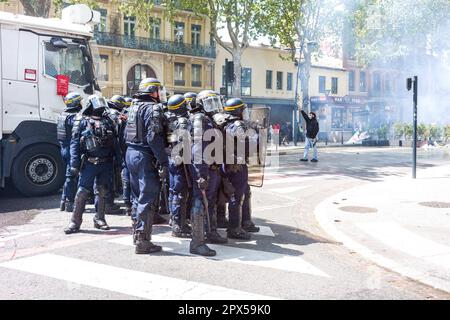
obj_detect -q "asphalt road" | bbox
[0,146,449,299]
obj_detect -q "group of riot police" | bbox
[57,76,266,257]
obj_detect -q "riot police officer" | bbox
[164,94,192,238]
[121,96,133,215]
[64,95,121,234]
[124,78,168,254]
[57,92,83,212]
[221,97,259,240]
[184,92,197,110]
[189,90,228,257]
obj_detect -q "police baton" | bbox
[200,189,211,233]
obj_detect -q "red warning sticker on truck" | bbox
[24,69,37,81]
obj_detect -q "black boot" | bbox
[172,221,191,238]
[93,196,110,230]
[217,205,229,228]
[206,207,227,244]
[227,227,251,240]
[124,201,132,216]
[64,189,88,234]
[135,207,161,254]
[135,233,162,254]
[60,200,66,211]
[190,212,216,256]
[65,201,74,213]
[242,220,260,233]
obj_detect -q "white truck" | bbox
[0,4,100,196]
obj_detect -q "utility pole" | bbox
[407,76,418,179]
[293,59,301,146]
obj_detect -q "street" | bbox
[0,146,449,299]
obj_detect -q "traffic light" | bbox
[225,59,235,83]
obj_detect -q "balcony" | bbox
[93,32,216,59]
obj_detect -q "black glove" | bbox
[69,167,79,177]
[197,177,208,190]
[159,165,169,180]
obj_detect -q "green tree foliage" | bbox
[256,0,343,111]
[351,0,450,66]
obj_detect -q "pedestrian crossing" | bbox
[109,234,329,277]
[0,253,277,300]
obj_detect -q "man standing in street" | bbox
[300,109,319,162]
[123,78,169,254]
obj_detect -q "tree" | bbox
[121,0,264,97]
[258,0,343,112]
[350,0,450,66]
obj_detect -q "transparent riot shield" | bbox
[244,106,271,187]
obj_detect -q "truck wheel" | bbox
[11,144,65,197]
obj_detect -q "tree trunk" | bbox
[232,49,242,98]
[20,0,52,17]
[299,50,312,113]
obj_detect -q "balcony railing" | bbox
[93,32,216,59]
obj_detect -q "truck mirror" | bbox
[79,44,92,61]
[50,37,68,49]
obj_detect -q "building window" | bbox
[331,77,338,94]
[276,71,283,90]
[210,34,216,47]
[241,68,251,96]
[348,70,355,92]
[360,71,367,92]
[124,16,136,36]
[221,65,232,95]
[266,70,272,89]
[319,76,326,93]
[150,18,161,40]
[191,64,202,87]
[372,73,381,93]
[94,9,107,33]
[174,63,185,86]
[287,72,293,91]
[174,22,185,43]
[97,54,109,81]
[385,74,391,93]
[191,24,201,47]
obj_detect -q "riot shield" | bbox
[244,106,271,187]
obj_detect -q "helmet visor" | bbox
[202,95,223,113]
[90,96,108,111]
[158,87,167,103]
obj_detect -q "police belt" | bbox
[209,164,220,171]
[87,157,113,165]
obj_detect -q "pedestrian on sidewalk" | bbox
[300,108,319,162]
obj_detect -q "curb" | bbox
[314,184,450,294]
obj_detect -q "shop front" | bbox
[310,96,368,142]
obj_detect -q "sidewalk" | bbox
[315,164,450,293]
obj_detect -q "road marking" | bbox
[356,222,450,269]
[0,253,275,300]
[252,203,299,212]
[0,228,52,242]
[109,235,329,278]
[217,225,275,237]
[271,185,309,194]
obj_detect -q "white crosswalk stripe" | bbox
[356,222,450,269]
[109,235,330,278]
[0,228,52,242]
[0,253,277,300]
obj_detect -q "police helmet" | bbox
[109,95,126,110]
[196,90,223,115]
[167,94,188,114]
[63,92,82,112]
[137,77,167,103]
[184,92,197,110]
[85,95,108,116]
[124,97,133,108]
[224,97,247,118]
